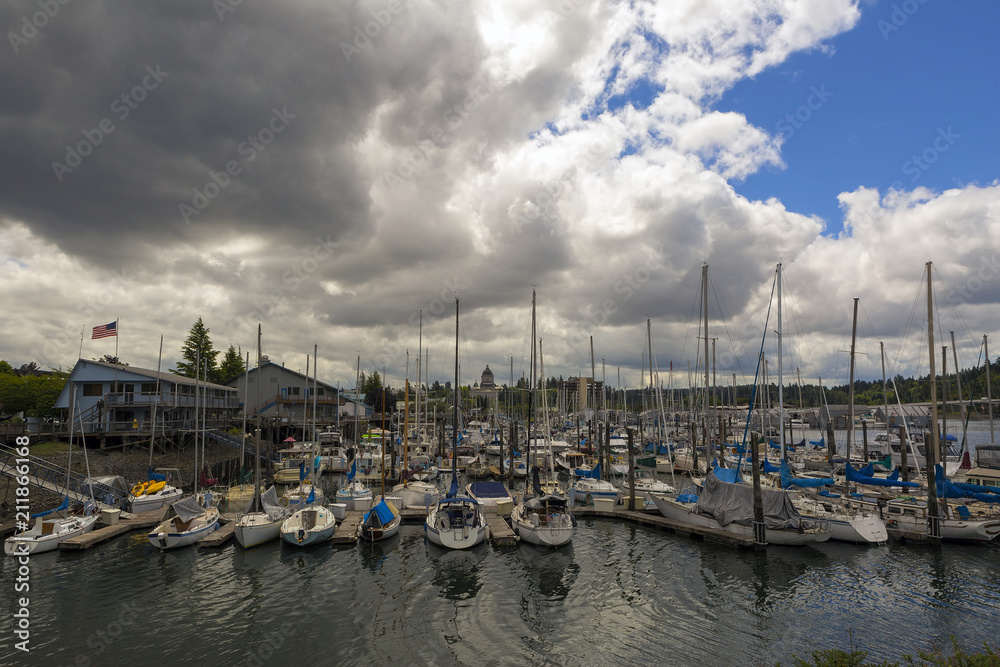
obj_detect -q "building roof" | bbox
[226,359,339,392]
[78,359,234,390]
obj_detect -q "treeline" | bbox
[0,361,68,418]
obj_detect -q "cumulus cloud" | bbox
[1,0,994,392]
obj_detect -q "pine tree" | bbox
[174,317,219,381]
[217,344,246,384]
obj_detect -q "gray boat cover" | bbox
[696,470,803,530]
[171,496,207,523]
[260,486,288,521]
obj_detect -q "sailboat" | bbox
[358,496,401,541]
[235,326,290,549]
[424,297,487,550]
[280,503,337,546]
[511,467,574,547]
[127,338,183,513]
[394,378,442,509]
[148,495,220,549]
[5,385,99,555]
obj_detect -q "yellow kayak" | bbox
[131,480,167,497]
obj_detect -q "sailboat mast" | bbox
[702,263,710,468]
[926,261,941,540]
[194,346,200,495]
[950,331,967,458]
[453,297,460,481]
[986,334,994,442]
[253,325,262,513]
[150,335,163,470]
[403,378,410,488]
[847,297,859,461]
[312,343,318,487]
[777,263,785,460]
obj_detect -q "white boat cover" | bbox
[171,496,207,523]
[696,470,803,530]
[261,486,289,521]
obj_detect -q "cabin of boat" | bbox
[965,444,1000,490]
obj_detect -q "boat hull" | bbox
[4,514,98,556]
[280,507,336,547]
[148,508,220,550]
[425,502,486,550]
[510,506,573,547]
[234,513,283,549]
[128,485,183,514]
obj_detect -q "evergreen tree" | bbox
[217,345,247,384]
[363,371,382,395]
[173,317,219,381]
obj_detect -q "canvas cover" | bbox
[695,470,803,530]
[845,462,919,488]
[779,460,833,489]
[260,486,288,521]
[363,498,398,525]
[171,496,207,523]
[469,481,511,499]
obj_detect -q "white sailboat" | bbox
[280,504,336,546]
[358,496,401,542]
[148,495,220,550]
[235,326,290,549]
[425,298,487,550]
[6,384,99,556]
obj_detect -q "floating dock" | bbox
[483,506,517,545]
[572,506,755,548]
[332,506,519,546]
[60,508,166,551]
[199,520,236,548]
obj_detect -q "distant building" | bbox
[471,365,499,404]
[558,376,605,414]
[226,356,371,423]
[53,358,239,438]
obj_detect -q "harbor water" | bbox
[2,422,999,666]
[2,516,999,665]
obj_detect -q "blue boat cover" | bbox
[809,438,824,449]
[577,463,602,479]
[857,463,875,477]
[713,466,740,484]
[31,496,70,518]
[347,460,357,481]
[676,493,699,503]
[818,489,841,498]
[469,481,511,499]
[844,462,919,488]
[763,459,781,474]
[147,467,166,482]
[936,465,1000,504]
[446,473,459,498]
[363,498,398,524]
[779,459,833,489]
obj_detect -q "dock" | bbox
[60,508,166,551]
[572,506,755,548]
[332,510,364,544]
[483,506,517,545]
[199,520,236,548]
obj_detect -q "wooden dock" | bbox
[573,506,755,548]
[331,510,363,545]
[60,508,166,551]
[199,521,235,548]
[483,506,517,545]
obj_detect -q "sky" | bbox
[1,0,998,394]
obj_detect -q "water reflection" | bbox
[519,543,579,601]
[358,533,400,572]
[426,541,486,601]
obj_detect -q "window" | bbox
[289,387,300,396]
[141,383,156,393]
[317,387,325,396]
[82,383,103,397]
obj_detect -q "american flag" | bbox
[92,321,117,339]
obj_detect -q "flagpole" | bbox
[78,326,84,360]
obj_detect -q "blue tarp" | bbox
[763,459,781,474]
[31,496,69,518]
[676,493,698,503]
[363,498,397,524]
[713,466,740,484]
[818,489,842,498]
[809,438,825,449]
[768,439,796,452]
[845,462,919,488]
[779,459,833,489]
[347,460,356,481]
[858,463,875,477]
[147,467,166,482]
[936,465,1000,504]
[577,463,602,479]
[468,481,511,499]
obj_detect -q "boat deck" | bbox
[60,509,166,551]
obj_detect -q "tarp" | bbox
[468,481,512,499]
[80,475,129,505]
[936,465,1000,504]
[171,496,207,523]
[844,462,919,488]
[260,485,289,521]
[347,460,357,481]
[713,466,740,484]
[525,494,568,511]
[31,496,70,518]
[763,459,781,474]
[363,498,398,525]
[779,459,834,489]
[695,470,803,530]
[577,463,602,479]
